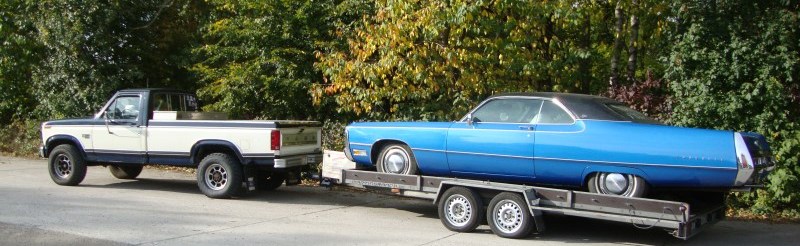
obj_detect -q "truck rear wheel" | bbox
[109,166,143,179]
[197,153,243,198]
[48,144,87,186]
[487,192,534,238]
[438,186,483,232]
[377,144,419,175]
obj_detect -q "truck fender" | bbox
[189,140,246,165]
[580,166,650,186]
[45,135,89,160]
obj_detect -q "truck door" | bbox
[91,94,147,164]
[446,98,541,183]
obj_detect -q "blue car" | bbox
[344,92,774,197]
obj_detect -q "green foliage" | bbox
[0,119,41,157]
[0,0,40,123]
[192,0,345,120]
[31,0,204,119]
[315,0,672,121]
[664,0,800,214]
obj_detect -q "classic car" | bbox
[343,92,774,197]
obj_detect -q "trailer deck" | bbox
[323,169,725,239]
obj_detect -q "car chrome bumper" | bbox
[274,153,323,169]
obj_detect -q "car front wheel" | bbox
[588,172,648,197]
[377,144,419,175]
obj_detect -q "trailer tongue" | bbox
[322,167,725,239]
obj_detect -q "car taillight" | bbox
[271,130,281,150]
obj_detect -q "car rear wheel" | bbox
[588,172,647,197]
[377,144,419,175]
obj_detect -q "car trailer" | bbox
[321,169,725,239]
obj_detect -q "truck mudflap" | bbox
[329,169,726,240]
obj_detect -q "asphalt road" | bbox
[1,156,798,246]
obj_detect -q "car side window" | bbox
[471,99,543,123]
[534,101,574,124]
[105,96,141,121]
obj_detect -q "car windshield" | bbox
[605,103,660,124]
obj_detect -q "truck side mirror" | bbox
[103,112,112,134]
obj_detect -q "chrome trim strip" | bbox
[350,142,372,147]
[411,148,736,170]
[534,156,737,170]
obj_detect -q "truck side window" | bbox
[106,96,141,121]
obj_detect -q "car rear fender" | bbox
[580,166,649,186]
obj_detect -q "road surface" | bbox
[1,156,797,245]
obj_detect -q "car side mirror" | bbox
[466,113,474,126]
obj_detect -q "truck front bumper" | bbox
[274,153,323,169]
[39,146,46,158]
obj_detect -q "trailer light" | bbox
[271,130,281,150]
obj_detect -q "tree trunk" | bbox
[627,0,639,83]
[540,14,554,91]
[609,0,625,86]
[579,8,591,93]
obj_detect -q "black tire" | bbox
[48,144,87,186]
[587,172,648,198]
[197,153,243,198]
[437,187,484,232]
[487,192,534,239]
[255,170,285,191]
[376,144,419,175]
[109,165,143,179]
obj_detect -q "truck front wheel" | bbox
[197,153,243,198]
[109,166,143,179]
[48,144,87,186]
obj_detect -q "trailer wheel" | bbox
[48,144,87,186]
[588,172,647,197]
[377,144,419,175]
[109,165,143,179]
[197,153,243,198]
[438,187,483,232]
[487,192,534,238]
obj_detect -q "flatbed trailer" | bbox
[322,169,726,239]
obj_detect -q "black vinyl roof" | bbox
[488,92,656,123]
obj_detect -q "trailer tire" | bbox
[588,172,647,198]
[438,187,483,232]
[197,153,243,198]
[48,144,87,186]
[377,144,418,175]
[109,165,143,179]
[487,192,534,238]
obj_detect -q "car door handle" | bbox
[519,126,535,131]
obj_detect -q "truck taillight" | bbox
[271,130,281,150]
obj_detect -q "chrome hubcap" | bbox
[204,164,228,191]
[494,200,524,233]
[598,173,635,196]
[445,195,472,227]
[54,154,72,178]
[383,148,408,174]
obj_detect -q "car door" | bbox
[446,97,542,183]
[531,99,586,186]
[91,94,146,164]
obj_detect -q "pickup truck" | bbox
[40,88,322,198]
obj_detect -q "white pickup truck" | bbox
[40,88,322,198]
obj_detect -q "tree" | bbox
[192,0,345,120]
[664,0,800,215]
[0,0,40,123]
